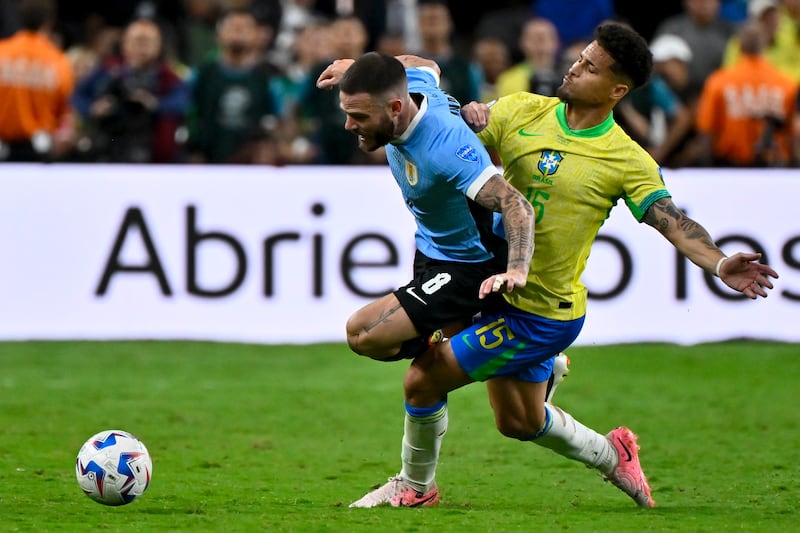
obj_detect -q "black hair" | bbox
[216,7,258,28]
[594,23,652,89]
[340,52,407,96]
[18,0,54,31]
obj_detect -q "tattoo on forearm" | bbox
[477,177,534,270]
[645,198,718,251]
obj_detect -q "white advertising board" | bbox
[0,164,796,345]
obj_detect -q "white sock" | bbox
[531,404,618,474]
[400,401,448,492]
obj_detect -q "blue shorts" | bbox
[450,302,584,383]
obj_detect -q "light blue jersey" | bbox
[385,67,501,263]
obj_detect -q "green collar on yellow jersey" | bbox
[555,102,615,138]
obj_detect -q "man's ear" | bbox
[610,82,630,103]
[388,97,403,117]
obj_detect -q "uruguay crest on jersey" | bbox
[405,159,419,186]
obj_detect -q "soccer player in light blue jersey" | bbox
[335,25,779,510]
[316,52,535,366]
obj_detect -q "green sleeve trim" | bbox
[626,189,671,221]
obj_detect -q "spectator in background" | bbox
[775,0,800,81]
[72,18,189,163]
[179,0,221,68]
[301,15,373,164]
[272,19,331,163]
[248,0,284,63]
[722,0,800,83]
[653,0,736,106]
[269,0,323,71]
[313,0,386,52]
[414,0,480,107]
[376,31,409,58]
[650,34,693,96]
[186,8,282,164]
[0,0,75,162]
[471,36,510,103]
[473,4,532,65]
[66,44,99,85]
[496,17,560,97]
[694,20,797,166]
[615,34,695,167]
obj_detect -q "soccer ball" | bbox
[75,430,152,506]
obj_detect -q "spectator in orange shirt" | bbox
[0,0,75,162]
[695,19,798,166]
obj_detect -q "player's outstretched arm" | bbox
[316,54,440,90]
[643,197,778,299]
[473,174,534,298]
[394,54,441,75]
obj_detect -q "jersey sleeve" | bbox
[622,154,671,221]
[431,121,499,201]
[406,67,439,92]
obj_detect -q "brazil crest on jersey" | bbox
[385,67,501,263]
[478,92,670,320]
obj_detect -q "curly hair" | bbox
[594,23,653,90]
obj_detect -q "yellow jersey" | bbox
[478,92,669,320]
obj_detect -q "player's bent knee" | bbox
[495,413,544,441]
[402,364,437,403]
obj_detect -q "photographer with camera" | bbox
[72,18,189,163]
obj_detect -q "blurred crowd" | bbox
[0,0,797,167]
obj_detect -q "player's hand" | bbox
[460,100,494,132]
[718,252,779,299]
[479,270,527,299]
[316,59,355,89]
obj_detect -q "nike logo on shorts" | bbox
[405,287,427,305]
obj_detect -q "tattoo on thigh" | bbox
[363,303,403,333]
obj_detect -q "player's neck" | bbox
[563,103,613,131]
[396,94,421,137]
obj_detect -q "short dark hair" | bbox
[594,23,652,89]
[216,7,257,29]
[18,0,55,31]
[340,52,407,96]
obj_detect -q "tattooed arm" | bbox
[643,198,779,299]
[473,174,535,298]
[642,197,723,272]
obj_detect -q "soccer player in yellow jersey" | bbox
[348,23,779,509]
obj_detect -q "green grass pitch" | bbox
[0,340,797,532]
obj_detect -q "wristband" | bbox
[714,256,727,278]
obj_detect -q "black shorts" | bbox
[393,250,505,335]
